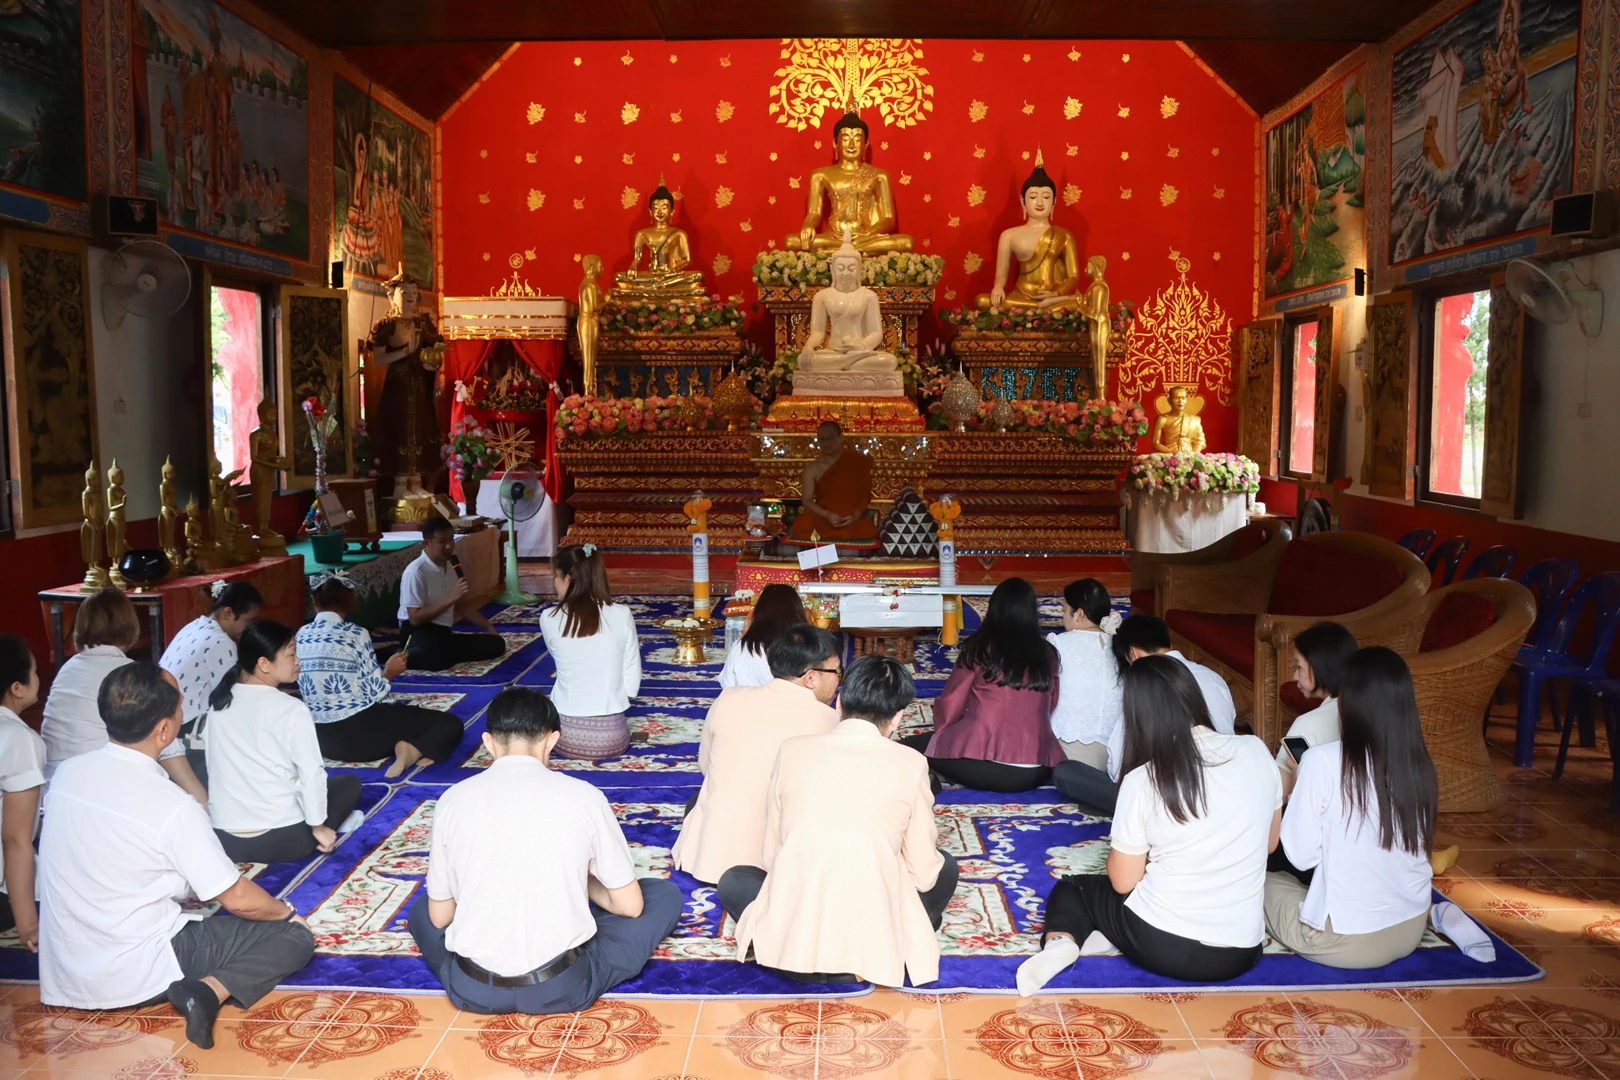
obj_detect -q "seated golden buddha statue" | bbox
[786,108,911,253]
[976,152,1080,311]
[1153,385,1207,455]
[611,178,706,301]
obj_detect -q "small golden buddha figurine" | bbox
[206,454,249,565]
[786,105,911,253]
[610,178,705,301]
[183,496,213,574]
[106,460,129,589]
[158,456,182,576]
[977,151,1080,312]
[1077,255,1112,398]
[80,461,110,591]
[1153,385,1208,455]
[578,254,603,395]
[248,400,292,554]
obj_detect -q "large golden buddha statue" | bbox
[611,177,706,301]
[787,109,911,253]
[976,152,1080,311]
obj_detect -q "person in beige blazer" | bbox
[719,656,959,987]
[672,624,844,885]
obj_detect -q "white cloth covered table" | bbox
[1126,492,1248,555]
[474,474,557,557]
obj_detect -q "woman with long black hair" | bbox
[538,544,641,759]
[1017,655,1281,992]
[204,619,364,864]
[901,577,1063,793]
[1265,647,1438,968]
[717,584,808,689]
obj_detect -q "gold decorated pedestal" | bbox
[758,281,934,363]
[764,395,924,432]
[567,329,745,399]
[752,432,931,510]
[950,328,1126,403]
[559,433,759,552]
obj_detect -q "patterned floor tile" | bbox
[428,1001,681,1077]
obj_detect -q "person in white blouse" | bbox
[538,544,641,760]
[1267,647,1437,969]
[1274,621,1357,796]
[717,585,807,690]
[41,588,207,802]
[0,637,45,951]
[160,581,263,786]
[1018,655,1281,993]
[204,620,364,863]
[1046,578,1124,769]
[297,575,464,777]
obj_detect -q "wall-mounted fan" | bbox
[100,240,191,329]
[1504,258,1604,338]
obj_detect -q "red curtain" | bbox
[510,339,565,501]
[441,340,497,504]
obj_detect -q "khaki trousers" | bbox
[1263,871,1428,969]
[1060,739,1110,769]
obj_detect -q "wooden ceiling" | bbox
[264,0,1447,120]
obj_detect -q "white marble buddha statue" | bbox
[791,230,903,397]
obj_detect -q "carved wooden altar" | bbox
[949,329,1126,403]
[566,328,746,398]
[559,433,759,552]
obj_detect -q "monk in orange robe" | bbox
[790,421,879,544]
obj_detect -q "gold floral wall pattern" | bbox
[1117,256,1233,405]
[768,38,934,130]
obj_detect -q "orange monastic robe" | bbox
[790,450,878,542]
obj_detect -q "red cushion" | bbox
[1419,591,1500,653]
[1130,588,1156,616]
[1268,541,1406,617]
[1225,524,1271,562]
[1280,679,1313,715]
[1165,610,1257,679]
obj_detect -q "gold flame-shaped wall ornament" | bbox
[1116,256,1235,406]
[768,38,935,131]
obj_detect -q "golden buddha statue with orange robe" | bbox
[787,109,912,254]
[976,152,1080,311]
[789,420,878,545]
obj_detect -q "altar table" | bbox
[1125,493,1248,555]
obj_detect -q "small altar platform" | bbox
[570,327,745,398]
[951,327,1127,402]
[764,394,924,432]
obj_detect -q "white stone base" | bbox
[791,370,905,397]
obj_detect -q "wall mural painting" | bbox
[1264,69,1366,297]
[0,0,87,203]
[131,0,310,260]
[1389,0,1581,265]
[333,75,433,290]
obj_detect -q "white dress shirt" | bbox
[1280,741,1434,935]
[1110,727,1282,949]
[539,603,642,716]
[205,683,330,832]
[1046,629,1123,745]
[41,647,187,776]
[39,743,241,1009]
[398,551,457,627]
[296,613,390,723]
[159,616,237,725]
[1276,697,1342,778]
[426,755,636,976]
[717,640,774,689]
[0,708,45,895]
[1106,649,1237,780]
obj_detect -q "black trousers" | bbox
[1053,760,1120,816]
[715,851,960,983]
[315,701,465,763]
[215,774,364,864]
[166,916,315,1007]
[898,733,1051,793]
[403,623,506,673]
[1045,873,1262,983]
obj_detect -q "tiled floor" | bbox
[10,706,1620,1079]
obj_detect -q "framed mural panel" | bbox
[2,231,99,530]
[332,75,434,290]
[279,285,351,487]
[130,0,310,261]
[1237,320,1281,478]
[1389,0,1582,266]
[1363,292,1418,500]
[1264,67,1367,298]
[0,0,87,208]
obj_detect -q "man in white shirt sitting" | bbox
[399,516,506,672]
[38,664,314,1050]
[408,687,683,1013]
[1055,614,1238,816]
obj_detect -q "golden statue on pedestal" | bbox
[249,400,293,554]
[610,178,705,301]
[106,460,129,589]
[578,254,603,396]
[206,454,252,565]
[158,456,182,575]
[977,151,1080,312]
[80,461,110,591]
[786,105,911,253]
[183,496,211,574]
[1077,255,1112,399]
[1153,386,1207,455]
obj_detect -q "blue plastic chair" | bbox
[1554,677,1620,809]
[1425,536,1470,586]
[1518,558,1581,650]
[1511,571,1620,767]
[1462,544,1518,580]
[1397,528,1437,558]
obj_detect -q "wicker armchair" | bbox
[1130,518,1292,616]
[1350,577,1536,812]
[1162,531,1430,751]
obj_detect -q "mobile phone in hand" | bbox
[1284,736,1311,764]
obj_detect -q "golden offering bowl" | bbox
[657,617,722,665]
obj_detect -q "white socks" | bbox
[1431,900,1496,963]
[1079,930,1116,956]
[338,809,366,835]
[1016,935,1080,996]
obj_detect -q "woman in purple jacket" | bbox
[901,577,1063,792]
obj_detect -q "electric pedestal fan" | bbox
[496,462,543,605]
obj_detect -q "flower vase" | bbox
[463,477,483,516]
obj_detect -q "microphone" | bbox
[451,554,465,580]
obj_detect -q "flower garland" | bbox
[925,397,1150,447]
[937,300,1139,336]
[768,348,925,393]
[752,250,945,289]
[553,393,763,442]
[601,297,745,335]
[441,417,501,484]
[1126,452,1261,499]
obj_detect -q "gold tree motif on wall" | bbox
[768,39,934,131]
[1117,256,1234,405]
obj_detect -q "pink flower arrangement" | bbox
[926,397,1149,446]
[553,393,763,441]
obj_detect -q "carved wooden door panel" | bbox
[1480,281,1527,519]
[1362,292,1416,499]
[1308,307,1336,483]
[1237,319,1280,478]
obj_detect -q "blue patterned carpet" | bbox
[0,596,1541,996]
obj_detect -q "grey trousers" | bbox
[1053,760,1119,816]
[407,879,684,1014]
[1263,871,1429,969]
[168,916,315,1008]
